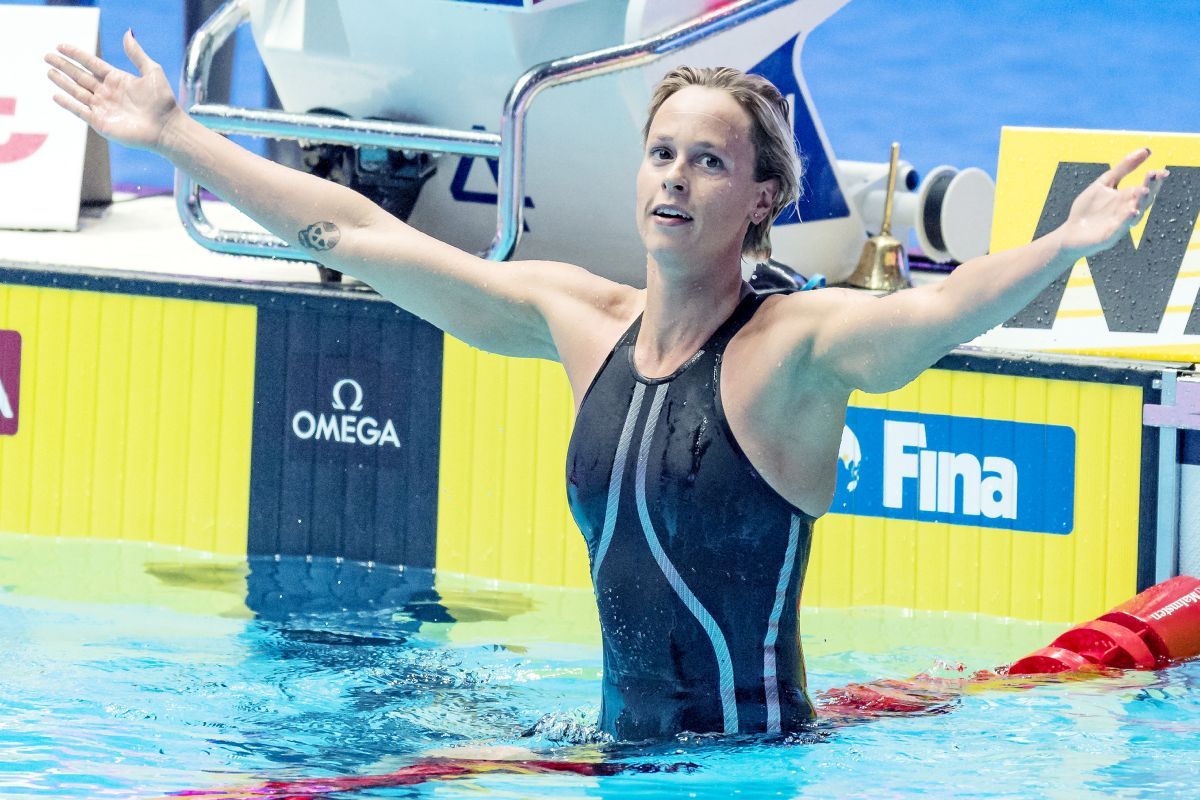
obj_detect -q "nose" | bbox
[662,161,687,193]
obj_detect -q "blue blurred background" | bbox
[6,0,1199,190]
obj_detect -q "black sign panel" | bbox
[249,297,443,567]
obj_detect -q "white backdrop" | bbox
[0,5,101,230]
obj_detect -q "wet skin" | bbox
[589,85,851,517]
[44,37,1169,520]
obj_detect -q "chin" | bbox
[645,240,688,261]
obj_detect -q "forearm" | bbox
[47,34,570,360]
[937,227,1079,344]
[822,148,1160,394]
[156,109,569,358]
[156,109,380,268]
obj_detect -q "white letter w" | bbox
[0,375,12,420]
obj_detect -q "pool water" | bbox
[1,533,1198,799]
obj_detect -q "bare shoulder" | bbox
[758,286,877,324]
[519,259,640,317]
[751,287,873,348]
[517,259,643,401]
[742,287,885,391]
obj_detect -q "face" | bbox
[636,85,777,267]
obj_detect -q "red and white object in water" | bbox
[817,576,1200,719]
[1009,575,1200,675]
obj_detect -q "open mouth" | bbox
[652,205,693,222]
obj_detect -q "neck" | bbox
[638,249,748,370]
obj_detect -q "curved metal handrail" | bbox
[176,0,797,264]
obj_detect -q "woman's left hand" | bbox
[1057,147,1169,260]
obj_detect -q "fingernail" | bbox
[1144,147,1151,155]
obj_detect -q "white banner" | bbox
[0,5,106,231]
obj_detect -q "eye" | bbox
[700,154,723,169]
[649,146,672,160]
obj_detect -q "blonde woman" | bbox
[46,32,1166,740]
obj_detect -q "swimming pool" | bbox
[2,532,1197,799]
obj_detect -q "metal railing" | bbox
[176,0,797,263]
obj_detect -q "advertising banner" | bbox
[973,127,1200,361]
[0,5,109,230]
[248,301,444,567]
[832,407,1076,534]
[805,358,1152,623]
[0,277,257,554]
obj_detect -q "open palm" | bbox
[45,30,181,152]
[1059,147,1169,260]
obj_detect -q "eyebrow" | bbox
[648,135,728,152]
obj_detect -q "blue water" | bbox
[1,534,1198,799]
[6,0,1200,189]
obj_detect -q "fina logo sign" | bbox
[833,407,1075,534]
[291,378,401,448]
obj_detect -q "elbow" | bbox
[854,343,953,395]
[930,282,983,351]
[856,371,917,396]
[841,357,914,395]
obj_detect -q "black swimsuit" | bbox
[566,291,817,741]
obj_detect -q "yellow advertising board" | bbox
[436,336,591,589]
[434,333,1157,624]
[804,365,1146,624]
[974,127,1200,362]
[0,282,257,555]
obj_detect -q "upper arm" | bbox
[800,284,962,394]
[317,204,632,362]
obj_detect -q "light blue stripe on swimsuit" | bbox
[591,382,646,583]
[635,383,739,734]
[763,514,802,733]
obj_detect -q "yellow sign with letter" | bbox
[975,126,1200,362]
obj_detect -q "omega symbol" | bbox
[331,378,363,411]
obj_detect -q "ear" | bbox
[750,176,780,223]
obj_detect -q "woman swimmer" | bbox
[46,31,1167,741]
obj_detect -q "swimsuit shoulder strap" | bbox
[614,310,644,350]
[705,291,767,354]
[571,306,645,414]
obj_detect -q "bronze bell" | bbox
[845,142,911,292]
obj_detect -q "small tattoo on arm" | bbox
[299,221,340,251]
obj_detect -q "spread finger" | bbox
[51,92,94,126]
[56,43,112,82]
[45,52,100,93]
[47,67,93,107]
[1100,147,1151,188]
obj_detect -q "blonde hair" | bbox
[642,65,803,261]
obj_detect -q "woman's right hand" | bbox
[45,30,183,153]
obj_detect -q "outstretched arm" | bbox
[806,147,1169,394]
[45,31,627,362]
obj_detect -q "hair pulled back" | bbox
[642,65,803,261]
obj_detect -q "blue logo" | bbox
[450,125,535,232]
[749,34,851,224]
[832,408,1076,534]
